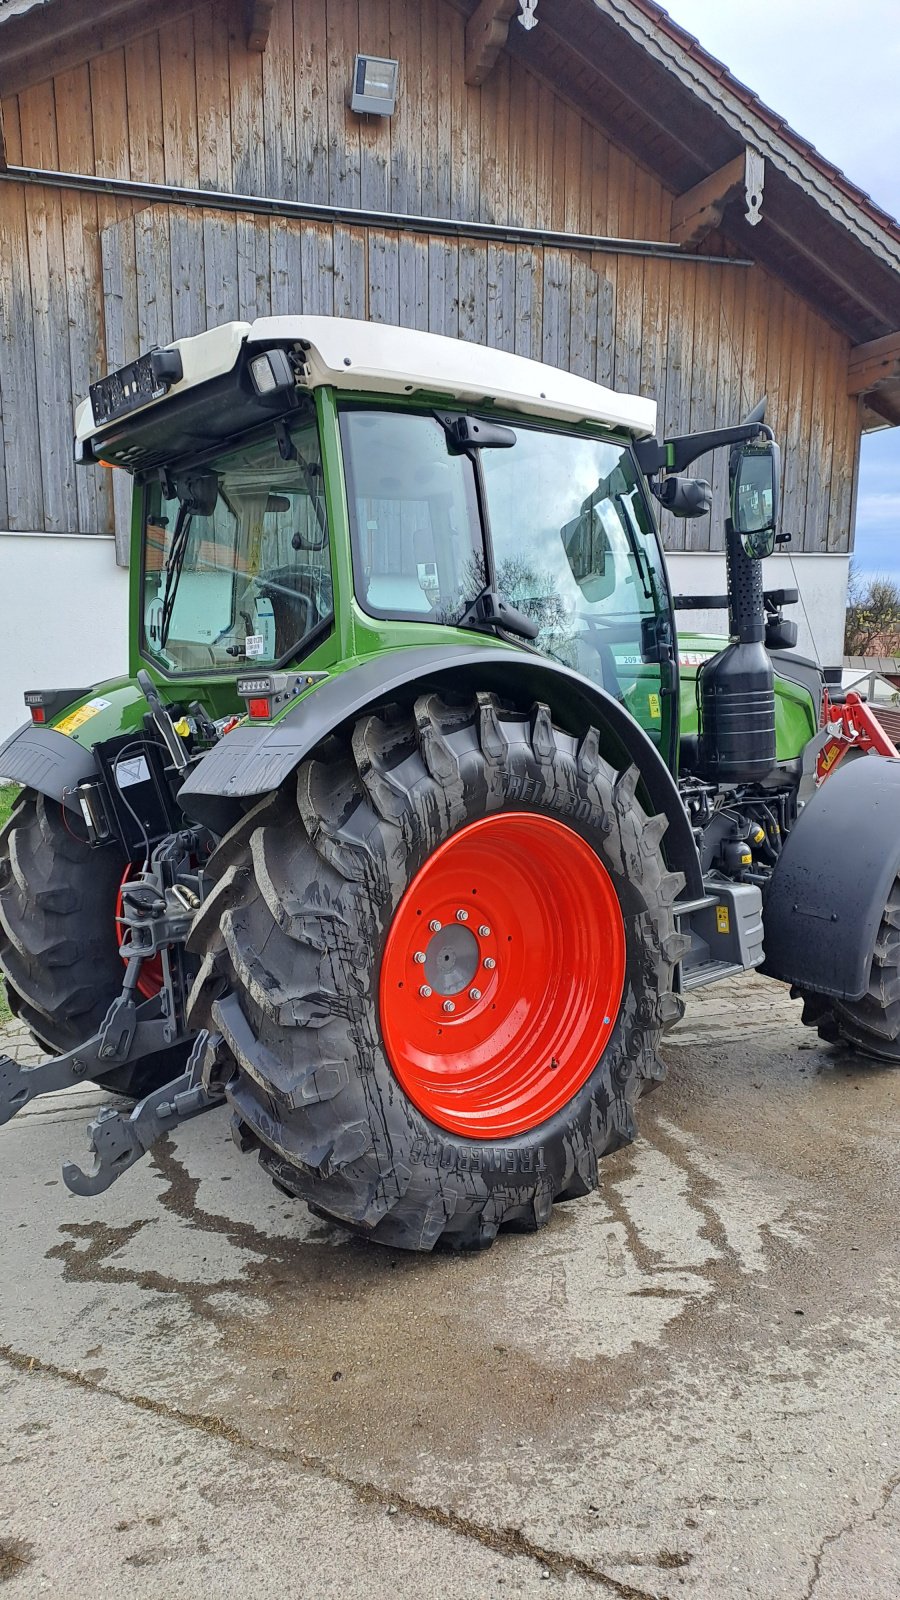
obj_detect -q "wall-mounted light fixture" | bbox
[350,54,399,116]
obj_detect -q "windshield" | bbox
[141,410,333,674]
[340,408,485,623]
[338,404,671,748]
[479,425,671,743]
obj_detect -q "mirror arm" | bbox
[636,421,766,479]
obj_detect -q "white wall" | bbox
[0,536,850,746]
[666,551,849,666]
[0,532,129,744]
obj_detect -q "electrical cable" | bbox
[59,787,90,845]
[786,549,826,664]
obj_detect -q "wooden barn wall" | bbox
[0,0,860,554]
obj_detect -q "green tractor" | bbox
[2,317,898,1251]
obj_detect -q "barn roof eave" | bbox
[494,0,900,344]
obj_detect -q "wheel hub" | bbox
[379,812,626,1139]
[422,922,482,996]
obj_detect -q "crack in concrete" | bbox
[0,1343,671,1600]
[801,1469,900,1599]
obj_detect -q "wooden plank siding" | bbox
[0,0,859,558]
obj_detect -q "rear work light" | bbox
[236,670,328,722]
[24,688,89,724]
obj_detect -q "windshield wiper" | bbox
[616,491,655,604]
[159,501,192,650]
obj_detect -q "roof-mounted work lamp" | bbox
[249,348,294,396]
[350,54,399,115]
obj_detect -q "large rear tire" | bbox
[0,789,184,1098]
[796,876,900,1063]
[187,694,687,1251]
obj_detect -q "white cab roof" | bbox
[75,315,657,443]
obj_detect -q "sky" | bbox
[662,0,900,579]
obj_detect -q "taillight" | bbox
[30,706,46,724]
[247,697,271,720]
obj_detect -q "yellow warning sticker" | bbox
[715,905,730,934]
[648,693,661,720]
[54,697,111,737]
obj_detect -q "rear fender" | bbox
[761,754,900,999]
[0,723,97,812]
[178,644,703,899]
[0,678,152,812]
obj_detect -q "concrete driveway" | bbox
[1,972,898,1599]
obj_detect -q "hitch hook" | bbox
[62,1031,228,1196]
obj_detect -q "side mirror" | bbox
[731,438,780,558]
[560,504,615,602]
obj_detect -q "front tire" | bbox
[796,875,900,1063]
[187,694,687,1250]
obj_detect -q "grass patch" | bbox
[0,783,18,832]
[0,785,19,1022]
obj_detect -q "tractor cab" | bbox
[93,319,787,793]
[77,318,694,768]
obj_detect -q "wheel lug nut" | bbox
[469,988,481,1001]
[456,908,469,922]
[483,957,496,970]
[442,1000,455,1013]
[478,924,491,938]
[419,984,432,998]
[413,951,426,964]
[429,919,441,933]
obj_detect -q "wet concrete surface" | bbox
[0,972,898,1598]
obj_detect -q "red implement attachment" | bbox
[816,689,899,785]
[116,867,164,999]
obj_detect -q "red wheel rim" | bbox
[379,813,626,1139]
[116,867,164,1000]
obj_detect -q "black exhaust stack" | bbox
[696,401,777,784]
